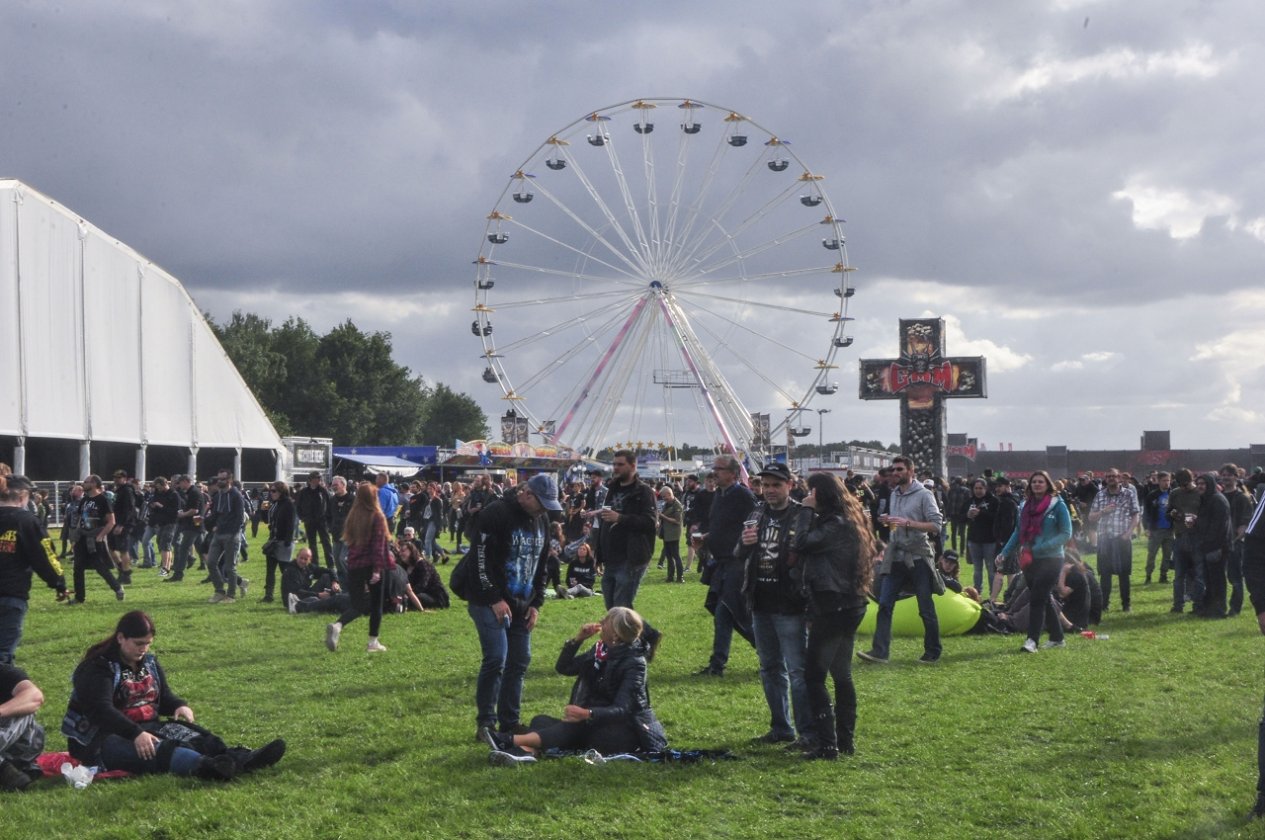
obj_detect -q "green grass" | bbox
[7,533,1265,839]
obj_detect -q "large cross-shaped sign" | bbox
[858,317,987,479]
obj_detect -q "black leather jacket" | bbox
[791,511,867,604]
[557,637,667,752]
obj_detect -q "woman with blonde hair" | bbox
[481,607,667,763]
[326,482,395,653]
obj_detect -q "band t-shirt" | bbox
[78,494,111,539]
[753,504,800,615]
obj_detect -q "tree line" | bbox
[209,311,489,446]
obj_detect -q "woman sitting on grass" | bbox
[62,610,285,780]
[481,607,666,764]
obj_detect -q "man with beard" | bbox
[1190,472,1233,618]
[594,451,662,658]
[739,463,813,746]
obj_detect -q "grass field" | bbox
[6,531,1265,839]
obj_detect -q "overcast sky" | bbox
[4,0,1263,454]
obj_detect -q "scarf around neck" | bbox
[1019,493,1053,545]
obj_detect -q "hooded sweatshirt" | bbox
[1193,472,1233,554]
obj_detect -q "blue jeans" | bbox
[870,562,941,661]
[0,596,29,666]
[140,525,157,566]
[467,604,532,730]
[708,560,753,670]
[967,541,996,598]
[423,521,440,559]
[1172,533,1204,610]
[172,530,198,579]
[207,531,242,596]
[602,562,648,610]
[97,733,203,776]
[752,611,812,739]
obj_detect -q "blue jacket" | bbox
[1000,496,1073,560]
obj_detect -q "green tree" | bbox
[421,382,490,445]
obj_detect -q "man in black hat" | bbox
[738,463,814,746]
[0,475,68,664]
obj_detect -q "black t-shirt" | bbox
[180,487,205,531]
[752,504,799,614]
[148,489,181,527]
[79,493,112,536]
[0,663,30,698]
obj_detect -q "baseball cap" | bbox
[4,475,34,492]
[525,474,563,511]
[757,463,793,482]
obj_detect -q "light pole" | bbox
[816,408,831,469]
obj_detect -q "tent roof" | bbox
[334,453,424,474]
[0,179,284,455]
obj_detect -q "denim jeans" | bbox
[332,540,349,588]
[602,562,649,610]
[0,596,29,665]
[603,562,660,648]
[97,733,203,776]
[207,531,242,597]
[1146,528,1174,579]
[967,541,996,598]
[708,560,752,671]
[467,604,532,730]
[423,521,440,559]
[139,525,157,567]
[805,600,867,750]
[1172,533,1204,611]
[172,529,198,579]
[870,561,941,661]
[752,611,812,739]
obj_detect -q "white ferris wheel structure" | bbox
[472,97,857,463]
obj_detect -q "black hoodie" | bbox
[1193,472,1233,554]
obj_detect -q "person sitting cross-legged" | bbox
[481,607,666,765]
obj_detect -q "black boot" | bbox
[196,754,238,781]
[837,702,856,756]
[803,710,837,760]
[241,738,286,772]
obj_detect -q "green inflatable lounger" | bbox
[857,591,981,637]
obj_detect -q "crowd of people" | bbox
[3,456,1265,807]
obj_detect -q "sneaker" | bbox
[199,576,213,584]
[476,725,496,745]
[693,664,723,677]
[366,639,388,653]
[917,653,941,664]
[116,588,126,601]
[163,576,184,583]
[287,593,300,615]
[158,568,169,578]
[1042,640,1066,649]
[238,579,250,598]
[208,592,229,603]
[489,749,537,767]
[753,731,797,744]
[1020,639,1038,654]
[63,599,81,606]
[784,737,816,752]
[856,650,889,665]
[325,622,342,651]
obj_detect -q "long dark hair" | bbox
[81,611,157,664]
[807,472,877,596]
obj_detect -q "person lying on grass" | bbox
[62,610,285,780]
[482,607,666,763]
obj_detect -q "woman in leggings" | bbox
[997,470,1074,653]
[325,483,394,653]
[793,472,876,760]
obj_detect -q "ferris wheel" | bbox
[472,97,857,461]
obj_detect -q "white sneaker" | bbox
[325,622,342,651]
[1020,638,1038,653]
[1042,639,1066,649]
[287,593,300,615]
[366,639,388,653]
[489,749,537,767]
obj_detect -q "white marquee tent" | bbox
[0,179,286,480]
